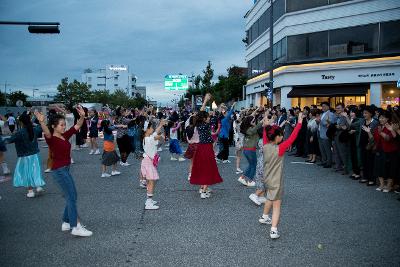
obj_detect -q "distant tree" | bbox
[202,61,214,94]
[0,91,6,106]
[8,91,28,106]
[89,90,111,105]
[55,77,92,105]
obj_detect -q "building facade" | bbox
[81,64,137,96]
[244,0,400,109]
[133,86,146,99]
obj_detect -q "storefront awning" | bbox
[287,84,369,98]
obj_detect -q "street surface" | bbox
[0,140,399,266]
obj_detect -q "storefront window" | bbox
[380,20,400,53]
[381,83,400,109]
[329,24,379,57]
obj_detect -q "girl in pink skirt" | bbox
[141,119,167,210]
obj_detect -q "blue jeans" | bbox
[52,166,78,228]
[243,150,257,181]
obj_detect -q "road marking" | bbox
[290,162,315,165]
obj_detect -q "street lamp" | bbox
[0,21,60,34]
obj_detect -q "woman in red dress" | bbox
[190,93,223,199]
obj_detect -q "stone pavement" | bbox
[0,140,399,266]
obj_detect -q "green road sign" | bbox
[164,75,189,91]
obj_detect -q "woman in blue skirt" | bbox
[6,112,45,198]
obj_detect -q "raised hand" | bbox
[361,125,370,133]
[76,106,86,118]
[34,110,45,123]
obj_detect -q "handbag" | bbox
[144,152,160,167]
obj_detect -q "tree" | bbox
[0,91,6,106]
[202,61,214,94]
[8,90,28,106]
[89,90,111,105]
[54,77,92,105]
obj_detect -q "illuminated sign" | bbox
[109,67,127,71]
[164,75,189,91]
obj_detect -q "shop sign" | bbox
[321,75,335,80]
[358,72,395,78]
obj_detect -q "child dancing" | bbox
[259,111,304,239]
[169,120,185,161]
[100,120,121,178]
[141,119,167,210]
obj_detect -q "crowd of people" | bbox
[0,95,399,239]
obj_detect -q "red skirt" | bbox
[190,143,223,185]
[184,143,198,159]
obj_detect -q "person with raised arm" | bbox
[258,111,305,239]
[190,93,223,199]
[35,105,93,237]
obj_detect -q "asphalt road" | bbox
[0,140,399,266]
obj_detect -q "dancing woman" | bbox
[35,106,93,237]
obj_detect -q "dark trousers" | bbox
[361,146,375,182]
[217,137,229,161]
[349,134,360,175]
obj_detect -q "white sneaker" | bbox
[150,199,158,205]
[101,173,111,178]
[123,162,130,166]
[89,150,94,155]
[178,157,186,162]
[157,147,163,152]
[94,150,101,155]
[258,196,267,204]
[61,222,71,231]
[36,187,44,193]
[44,168,52,173]
[247,181,256,187]
[376,187,383,192]
[71,225,93,237]
[238,177,248,186]
[259,215,272,224]
[71,158,75,164]
[270,229,280,239]
[236,168,243,174]
[222,160,231,164]
[145,200,159,210]
[26,191,35,198]
[170,156,177,161]
[81,143,89,148]
[198,188,212,194]
[249,193,261,206]
[111,170,121,176]
[139,181,147,188]
[187,173,191,181]
[215,158,221,163]
[200,192,207,199]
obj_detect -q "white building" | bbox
[244,0,400,109]
[81,64,137,96]
[133,86,146,99]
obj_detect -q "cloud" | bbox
[0,0,252,104]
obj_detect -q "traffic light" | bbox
[28,25,60,34]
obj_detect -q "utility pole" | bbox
[268,0,274,106]
[4,81,11,107]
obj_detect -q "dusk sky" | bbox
[0,0,252,104]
